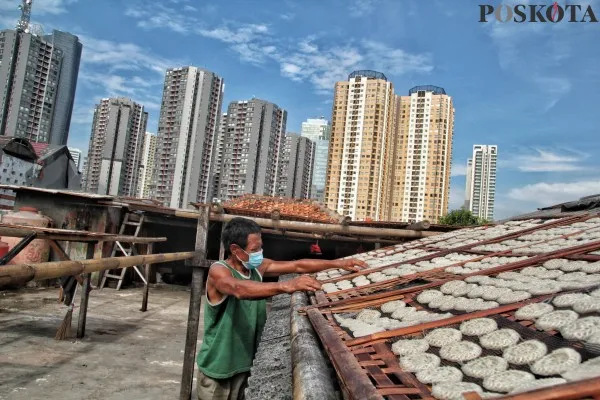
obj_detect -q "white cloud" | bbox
[70,34,175,135]
[532,76,572,112]
[451,164,468,177]
[280,13,295,21]
[70,105,94,126]
[125,3,196,34]
[197,24,269,44]
[78,35,177,75]
[123,6,433,94]
[273,39,432,94]
[508,180,600,206]
[510,149,588,172]
[349,0,379,17]
[448,183,466,211]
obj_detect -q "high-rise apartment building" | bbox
[464,158,473,210]
[68,147,82,171]
[217,99,287,201]
[277,133,315,199]
[0,29,81,144]
[84,98,148,196]
[465,145,497,220]
[325,70,395,221]
[385,86,455,223]
[0,30,62,143]
[137,132,158,198]
[154,67,224,208]
[208,113,227,202]
[81,156,88,189]
[43,30,83,145]
[324,72,455,223]
[300,117,330,203]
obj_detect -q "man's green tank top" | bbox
[196,261,267,379]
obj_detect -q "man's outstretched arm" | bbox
[259,258,368,278]
[209,265,322,300]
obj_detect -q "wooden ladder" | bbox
[100,212,147,290]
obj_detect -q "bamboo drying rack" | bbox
[304,213,600,399]
[309,214,600,309]
[309,285,600,400]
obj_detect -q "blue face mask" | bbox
[239,249,263,270]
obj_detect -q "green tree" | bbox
[439,209,491,226]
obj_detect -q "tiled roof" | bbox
[30,142,50,158]
[222,195,343,224]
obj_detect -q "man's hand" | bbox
[281,275,322,293]
[336,258,369,273]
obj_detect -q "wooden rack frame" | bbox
[310,214,600,308]
[305,214,600,399]
[0,222,170,338]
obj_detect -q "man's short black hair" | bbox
[222,217,261,256]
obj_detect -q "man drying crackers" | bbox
[196,217,367,399]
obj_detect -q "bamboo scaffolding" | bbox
[0,251,198,287]
[121,204,443,239]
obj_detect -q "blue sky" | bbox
[1,0,599,219]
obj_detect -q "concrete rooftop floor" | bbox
[0,286,197,400]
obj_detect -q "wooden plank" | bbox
[307,309,383,400]
[76,242,95,339]
[372,342,432,398]
[141,243,153,312]
[180,205,210,400]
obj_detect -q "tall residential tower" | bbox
[385,86,455,223]
[300,117,330,203]
[84,98,148,196]
[0,28,81,144]
[43,30,83,145]
[138,132,158,198]
[325,70,395,221]
[68,147,82,171]
[154,67,224,208]
[217,99,287,201]
[277,133,315,199]
[465,145,497,221]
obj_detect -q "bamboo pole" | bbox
[260,229,399,244]
[0,224,166,244]
[180,205,210,400]
[208,213,440,238]
[0,251,198,287]
[77,242,96,338]
[306,309,383,400]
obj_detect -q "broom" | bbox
[55,284,77,340]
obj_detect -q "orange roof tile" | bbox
[222,195,341,224]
